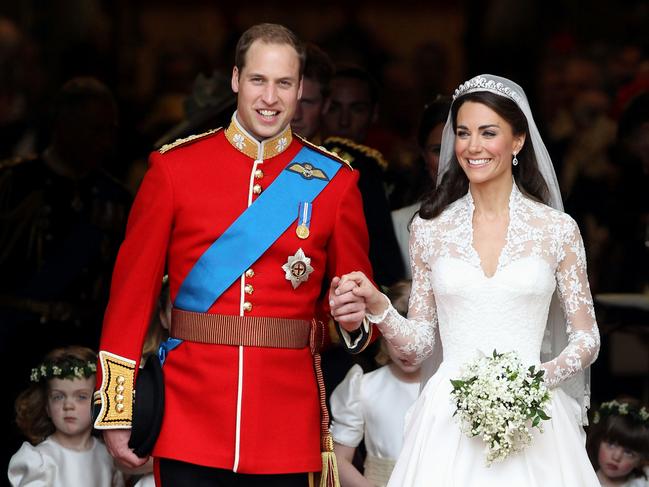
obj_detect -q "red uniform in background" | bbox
[93,116,373,474]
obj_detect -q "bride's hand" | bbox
[337,271,388,317]
[329,276,366,331]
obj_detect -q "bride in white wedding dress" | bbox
[329,75,601,486]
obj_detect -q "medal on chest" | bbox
[282,248,314,289]
[296,201,312,239]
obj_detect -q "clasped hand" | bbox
[328,271,387,330]
[103,429,148,469]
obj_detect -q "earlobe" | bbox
[297,76,303,100]
[231,67,240,93]
[515,134,526,154]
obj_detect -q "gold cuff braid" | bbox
[93,351,136,429]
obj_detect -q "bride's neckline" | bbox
[465,184,520,279]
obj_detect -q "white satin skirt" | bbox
[387,362,600,487]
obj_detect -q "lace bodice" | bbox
[371,185,600,388]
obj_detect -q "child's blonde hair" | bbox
[15,346,96,445]
[388,280,412,317]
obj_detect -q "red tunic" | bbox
[96,118,372,473]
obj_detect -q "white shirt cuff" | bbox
[338,316,370,349]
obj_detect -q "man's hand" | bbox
[103,429,148,469]
[329,276,366,331]
[336,271,387,316]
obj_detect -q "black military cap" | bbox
[128,355,165,457]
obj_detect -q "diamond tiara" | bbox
[453,76,523,104]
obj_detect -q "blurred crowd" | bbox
[1,4,648,485]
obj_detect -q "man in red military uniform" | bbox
[93,23,373,486]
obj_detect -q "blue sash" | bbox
[174,146,342,312]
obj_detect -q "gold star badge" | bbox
[282,248,314,289]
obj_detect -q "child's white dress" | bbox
[330,363,419,486]
[8,436,124,487]
[621,467,649,487]
[134,473,156,487]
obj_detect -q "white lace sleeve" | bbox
[542,217,600,388]
[368,217,437,365]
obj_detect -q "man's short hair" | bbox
[235,23,305,75]
[331,64,380,105]
[303,43,334,98]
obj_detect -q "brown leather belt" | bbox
[170,307,334,478]
[170,308,311,349]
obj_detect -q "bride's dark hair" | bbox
[419,92,550,220]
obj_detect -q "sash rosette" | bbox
[450,350,551,465]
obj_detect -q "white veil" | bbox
[421,74,591,425]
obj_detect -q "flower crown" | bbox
[593,400,649,427]
[30,358,97,383]
[453,75,523,105]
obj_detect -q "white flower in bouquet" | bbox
[450,350,551,466]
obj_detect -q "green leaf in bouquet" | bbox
[450,379,465,389]
[537,409,551,421]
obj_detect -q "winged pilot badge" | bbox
[286,162,329,181]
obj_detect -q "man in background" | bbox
[322,65,404,288]
[291,43,334,144]
[0,76,131,477]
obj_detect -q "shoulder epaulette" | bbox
[158,127,222,154]
[322,136,388,171]
[295,134,353,170]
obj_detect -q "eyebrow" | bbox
[457,124,500,130]
[247,72,297,82]
[49,388,93,393]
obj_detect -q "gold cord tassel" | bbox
[311,320,341,487]
[320,433,341,487]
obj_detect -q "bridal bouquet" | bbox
[450,350,551,466]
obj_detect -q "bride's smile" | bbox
[454,100,524,186]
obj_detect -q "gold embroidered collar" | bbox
[225,112,293,160]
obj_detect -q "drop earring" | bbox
[512,153,519,166]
